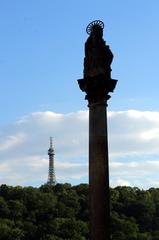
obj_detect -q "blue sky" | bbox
[0,1,159,188]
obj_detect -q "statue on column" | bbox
[78,20,117,102]
[84,20,113,80]
[77,20,118,240]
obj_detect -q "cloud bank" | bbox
[1,110,159,188]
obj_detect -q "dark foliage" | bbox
[0,184,159,239]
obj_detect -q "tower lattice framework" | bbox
[47,137,56,185]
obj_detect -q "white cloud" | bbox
[108,110,159,156]
[0,109,159,188]
[109,160,159,188]
[111,178,130,187]
[0,133,25,151]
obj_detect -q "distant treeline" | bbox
[0,184,159,239]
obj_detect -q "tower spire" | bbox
[47,137,56,185]
[50,136,53,148]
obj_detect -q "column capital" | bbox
[78,74,117,106]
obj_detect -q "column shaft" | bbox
[89,101,110,240]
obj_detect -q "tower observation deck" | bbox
[47,137,56,185]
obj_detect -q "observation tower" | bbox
[47,137,56,185]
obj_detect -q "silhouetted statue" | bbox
[84,20,113,79]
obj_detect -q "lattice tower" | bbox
[47,137,56,185]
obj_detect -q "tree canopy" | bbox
[0,184,159,239]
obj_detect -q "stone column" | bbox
[89,98,110,240]
[78,20,117,240]
[78,76,117,240]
